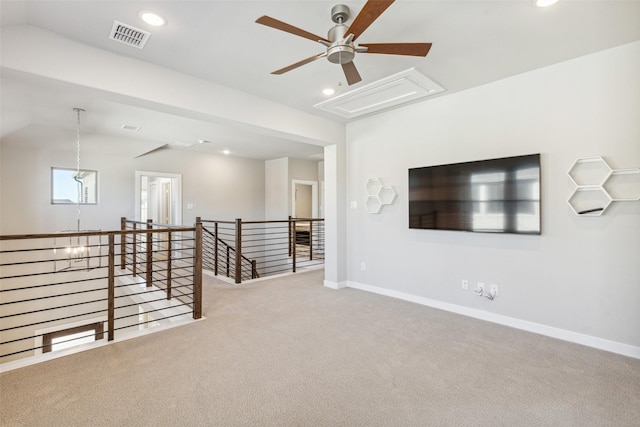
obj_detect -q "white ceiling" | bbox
[1,0,640,160]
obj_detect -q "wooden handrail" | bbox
[0,227,195,241]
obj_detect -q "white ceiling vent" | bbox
[171,141,196,148]
[121,124,141,132]
[109,21,151,49]
[314,68,444,119]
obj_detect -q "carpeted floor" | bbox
[1,269,639,426]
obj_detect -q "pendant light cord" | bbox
[74,108,85,232]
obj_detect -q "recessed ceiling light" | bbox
[139,11,166,26]
[222,149,230,155]
[121,124,141,132]
[322,88,336,96]
[534,0,559,7]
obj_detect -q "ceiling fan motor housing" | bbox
[327,23,355,64]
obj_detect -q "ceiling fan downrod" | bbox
[322,4,364,65]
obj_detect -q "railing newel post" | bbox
[288,215,292,257]
[132,222,137,276]
[234,218,242,284]
[214,222,219,276]
[309,219,313,261]
[292,218,297,273]
[193,221,203,319]
[167,230,172,300]
[146,219,153,288]
[120,217,126,270]
[108,233,115,341]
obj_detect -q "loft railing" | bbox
[200,220,259,282]
[199,217,324,284]
[0,220,202,365]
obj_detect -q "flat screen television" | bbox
[408,154,541,235]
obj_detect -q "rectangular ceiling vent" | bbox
[171,141,196,148]
[109,21,151,49]
[121,124,141,132]
[314,68,445,119]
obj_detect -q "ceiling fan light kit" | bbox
[256,0,432,86]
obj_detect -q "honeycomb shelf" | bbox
[567,156,639,216]
[365,177,398,214]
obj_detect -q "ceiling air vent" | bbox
[109,21,151,49]
[314,68,445,119]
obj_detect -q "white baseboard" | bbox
[346,281,640,360]
[324,280,348,289]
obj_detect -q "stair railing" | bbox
[199,217,324,284]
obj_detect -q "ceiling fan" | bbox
[256,0,432,86]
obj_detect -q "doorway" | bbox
[291,180,318,218]
[135,171,182,225]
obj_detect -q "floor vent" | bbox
[109,21,151,49]
[314,68,445,119]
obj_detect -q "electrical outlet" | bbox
[490,284,498,296]
[461,279,469,290]
[360,262,366,271]
[476,282,485,293]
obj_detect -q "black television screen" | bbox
[408,154,541,234]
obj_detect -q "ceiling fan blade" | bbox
[346,0,395,41]
[256,16,330,44]
[342,61,362,86]
[272,53,326,75]
[360,43,432,57]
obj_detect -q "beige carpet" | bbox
[1,269,639,426]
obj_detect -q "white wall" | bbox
[288,158,319,218]
[135,148,265,224]
[264,157,320,219]
[1,130,134,233]
[294,184,312,218]
[318,160,325,218]
[0,128,266,234]
[265,158,289,220]
[324,143,347,288]
[345,42,640,354]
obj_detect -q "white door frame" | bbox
[135,171,182,225]
[291,179,318,218]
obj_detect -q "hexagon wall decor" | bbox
[365,178,398,214]
[567,156,639,216]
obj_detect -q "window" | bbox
[51,167,98,204]
[42,322,104,353]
